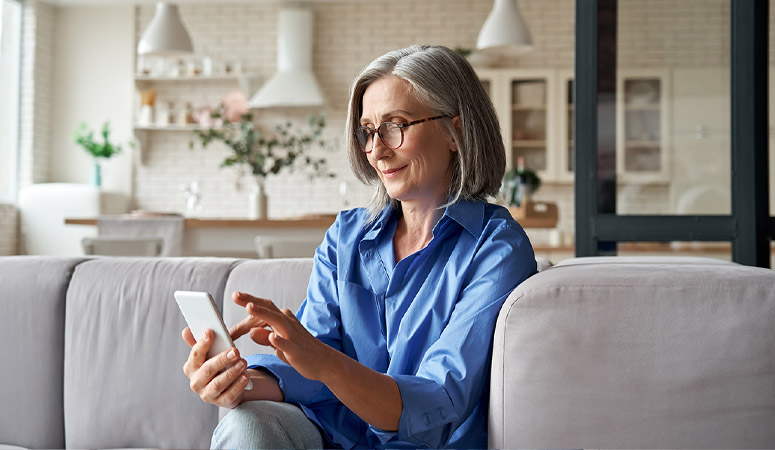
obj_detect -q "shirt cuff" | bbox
[372,374,460,447]
[245,353,332,404]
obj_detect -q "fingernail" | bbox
[228,349,237,359]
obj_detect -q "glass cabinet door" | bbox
[508,75,552,179]
[616,70,671,182]
[558,70,575,182]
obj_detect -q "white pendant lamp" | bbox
[476,0,533,55]
[137,2,193,56]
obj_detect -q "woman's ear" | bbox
[450,115,462,152]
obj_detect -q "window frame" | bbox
[0,0,22,204]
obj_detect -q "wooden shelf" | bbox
[134,124,210,131]
[134,74,247,82]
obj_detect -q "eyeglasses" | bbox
[355,115,451,152]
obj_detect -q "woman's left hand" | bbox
[229,291,335,382]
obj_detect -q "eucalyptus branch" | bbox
[190,110,335,181]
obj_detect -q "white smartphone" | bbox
[174,290,253,390]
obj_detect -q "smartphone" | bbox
[174,290,253,390]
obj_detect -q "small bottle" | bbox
[166,102,176,126]
[155,102,169,126]
[178,102,193,126]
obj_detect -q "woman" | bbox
[182,45,537,449]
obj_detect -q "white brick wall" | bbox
[0,204,19,255]
[18,0,55,189]
[130,0,753,232]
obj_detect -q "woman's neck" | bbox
[393,200,445,262]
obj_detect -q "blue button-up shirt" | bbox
[246,200,536,449]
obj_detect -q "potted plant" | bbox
[72,121,133,187]
[190,110,333,219]
[501,156,541,207]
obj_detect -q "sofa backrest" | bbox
[0,256,85,449]
[489,257,775,448]
[62,257,240,450]
[221,258,314,358]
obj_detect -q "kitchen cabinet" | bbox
[480,68,670,184]
[616,69,671,183]
[557,70,575,182]
[478,69,560,182]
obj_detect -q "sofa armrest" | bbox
[489,257,775,448]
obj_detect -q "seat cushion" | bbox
[489,258,775,448]
[63,257,240,449]
[0,256,85,449]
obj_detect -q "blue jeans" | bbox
[211,401,324,449]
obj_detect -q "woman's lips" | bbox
[381,165,407,178]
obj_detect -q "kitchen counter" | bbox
[64,215,336,229]
[64,215,335,258]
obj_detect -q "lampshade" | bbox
[476,0,533,54]
[137,2,193,56]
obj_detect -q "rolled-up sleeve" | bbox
[246,213,344,404]
[370,223,537,447]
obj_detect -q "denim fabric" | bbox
[211,401,323,450]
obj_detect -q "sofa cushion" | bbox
[489,258,775,448]
[0,256,85,449]
[63,257,240,449]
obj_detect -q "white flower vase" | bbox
[248,177,268,220]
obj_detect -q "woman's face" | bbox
[360,76,456,206]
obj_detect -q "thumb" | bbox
[182,327,196,348]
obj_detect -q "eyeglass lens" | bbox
[356,123,402,151]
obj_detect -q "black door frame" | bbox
[574,0,774,267]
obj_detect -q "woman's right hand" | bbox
[182,327,251,409]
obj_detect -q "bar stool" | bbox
[254,236,320,259]
[81,236,164,257]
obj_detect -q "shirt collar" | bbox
[362,199,485,242]
[361,205,397,243]
[441,199,485,238]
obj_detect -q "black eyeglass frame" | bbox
[355,115,452,152]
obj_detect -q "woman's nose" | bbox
[369,133,392,159]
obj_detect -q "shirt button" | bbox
[439,408,446,419]
[365,250,374,258]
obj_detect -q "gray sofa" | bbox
[1,255,773,449]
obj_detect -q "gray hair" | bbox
[345,45,506,222]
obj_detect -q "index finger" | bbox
[229,314,267,341]
[233,291,280,312]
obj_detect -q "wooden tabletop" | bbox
[65,216,337,228]
[65,214,559,229]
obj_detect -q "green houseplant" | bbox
[501,156,541,207]
[190,111,333,219]
[72,121,133,187]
